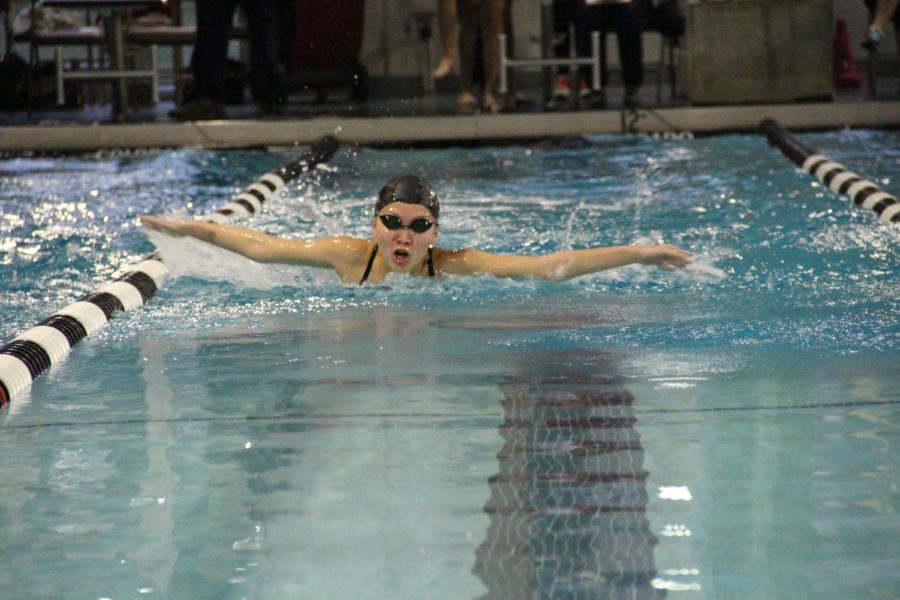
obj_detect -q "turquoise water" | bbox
[1,131,898,599]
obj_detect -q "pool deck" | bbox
[2,85,899,153]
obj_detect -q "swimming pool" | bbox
[1,130,898,599]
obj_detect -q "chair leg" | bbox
[668,40,676,99]
[27,40,37,114]
[867,53,876,98]
[656,36,664,105]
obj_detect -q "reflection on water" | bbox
[475,351,662,599]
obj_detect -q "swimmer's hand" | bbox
[634,244,693,271]
[140,215,189,236]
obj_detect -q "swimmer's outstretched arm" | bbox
[140,216,364,273]
[440,244,692,281]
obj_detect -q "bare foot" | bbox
[483,94,500,114]
[433,56,454,79]
[457,91,478,114]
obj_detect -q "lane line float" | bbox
[0,136,339,407]
[760,119,899,223]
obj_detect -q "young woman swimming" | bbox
[141,174,693,284]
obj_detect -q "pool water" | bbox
[1,131,898,599]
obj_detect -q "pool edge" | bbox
[2,102,899,153]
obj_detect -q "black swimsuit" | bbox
[359,245,435,284]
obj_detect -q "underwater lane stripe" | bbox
[4,398,896,430]
[761,119,899,224]
[0,136,340,407]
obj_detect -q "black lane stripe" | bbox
[234,198,256,213]
[761,118,899,224]
[837,176,862,195]
[853,187,878,206]
[118,271,158,303]
[804,157,828,174]
[0,136,343,405]
[872,198,896,215]
[821,167,843,187]
[39,315,87,347]
[0,340,51,379]
[246,188,266,204]
[82,292,124,320]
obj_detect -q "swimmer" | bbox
[140,174,692,284]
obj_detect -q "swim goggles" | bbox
[378,213,435,233]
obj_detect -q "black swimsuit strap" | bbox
[359,245,435,285]
[360,244,378,285]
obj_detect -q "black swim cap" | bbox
[375,174,440,220]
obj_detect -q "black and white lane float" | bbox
[761,118,900,224]
[0,136,340,407]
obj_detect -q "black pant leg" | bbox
[238,0,285,105]
[191,0,238,101]
[611,0,650,90]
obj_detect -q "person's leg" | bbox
[553,0,577,99]
[873,0,900,29]
[170,0,235,118]
[239,0,286,109]
[480,0,507,112]
[894,2,900,52]
[456,0,479,110]
[865,0,900,50]
[502,0,524,108]
[190,0,237,102]
[434,0,458,79]
[574,1,608,107]
[612,0,650,107]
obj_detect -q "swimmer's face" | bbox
[372,202,438,274]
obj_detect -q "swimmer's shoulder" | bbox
[433,246,490,276]
[279,235,370,270]
[317,236,375,281]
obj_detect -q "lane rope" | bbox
[0,136,339,407]
[760,118,900,224]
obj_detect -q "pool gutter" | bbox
[1,101,899,153]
